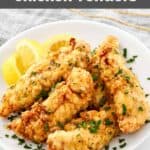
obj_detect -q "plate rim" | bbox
[0,20,149,53]
[0,20,150,150]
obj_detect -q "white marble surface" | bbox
[0,9,149,150]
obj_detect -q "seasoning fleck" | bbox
[105,145,109,150]
[119,142,127,148]
[115,69,123,77]
[91,49,96,55]
[18,138,25,145]
[44,122,49,132]
[105,119,113,126]
[24,144,32,149]
[8,113,19,121]
[123,48,127,58]
[35,144,44,150]
[104,106,111,111]
[145,120,150,124]
[11,134,18,139]
[88,120,101,133]
[57,121,64,129]
[99,97,106,107]
[124,90,129,95]
[119,138,126,143]
[112,147,117,150]
[126,55,138,63]
[138,106,144,111]
[5,134,9,138]
[78,121,87,129]
[122,104,127,115]
[30,71,37,76]
[92,74,98,81]
[145,94,149,97]
[35,90,49,100]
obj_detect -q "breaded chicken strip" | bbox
[8,68,94,142]
[47,104,119,150]
[97,36,149,133]
[89,50,106,108]
[0,40,91,117]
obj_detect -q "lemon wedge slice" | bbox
[16,39,44,73]
[43,34,74,52]
[2,54,21,85]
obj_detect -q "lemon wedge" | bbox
[16,39,44,73]
[2,54,21,85]
[43,34,74,52]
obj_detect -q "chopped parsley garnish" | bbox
[104,145,109,150]
[35,144,44,150]
[55,63,60,67]
[44,122,49,132]
[145,94,149,97]
[50,80,63,92]
[10,85,15,89]
[99,83,105,91]
[5,134,9,138]
[35,90,49,100]
[124,75,130,82]
[123,48,127,58]
[50,60,60,67]
[78,121,87,129]
[11,134,25,145]
[147,77,150,80]
[57,121,64,129]
[119,138,126,143]
[99,96,106,107]
[126,55,138,63]
[51,83,57,91]
[91,49,96,55]
[11,134,18,139]
[89,120,101,133]
[78,120,101,134]
[92,74,98,81]
[112,147,117,150]
[119,142,127,148]
[18,138,25,145]
[104,106,111,111]
[105,119,113,126]
[115,69,123,77]
[111,112,115,116]
[7,113,19,121]
[122,104,127,115]
[30,71,37,76]
[24,144,32,149]
[145,120,150,124]
[138,106,144,111]
[8,133,45,150]
[94,64,99,69]
[124,90,129,95]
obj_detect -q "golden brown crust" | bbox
[47,104,119,150]
[2,35,149,149]
[97,36,149,133]
[8,68,94,143]
[0,40,91,117]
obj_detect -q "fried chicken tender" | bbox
[97,36,149,133]
[47,104,119,150]
[8,67,94,142]
[0,40,91,117]
[89,51,106,108]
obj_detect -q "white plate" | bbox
[0,20,150,150]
